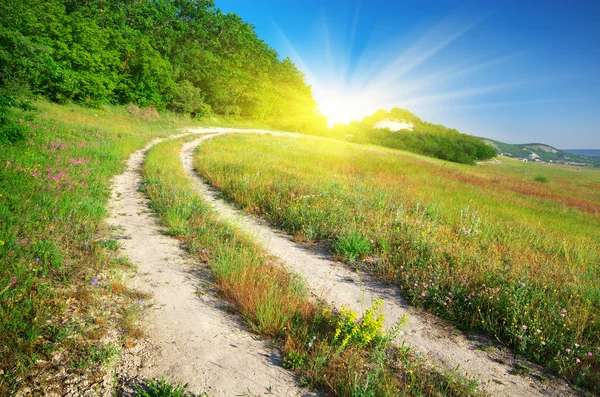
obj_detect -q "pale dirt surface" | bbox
[107,136,316,397]
[182,129,583,397]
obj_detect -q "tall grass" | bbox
[193,133,600,392]
[141,137,484,397]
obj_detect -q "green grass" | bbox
[193,133,600,393]
[141,137,485,397]
[134,376,200,397]
[0,100,199,393]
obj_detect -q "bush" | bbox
[169,80,212,117]
[0,95,27,144]
[533,175,550,183]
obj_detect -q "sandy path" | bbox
[108,136,314,397]
[182,130,581,397]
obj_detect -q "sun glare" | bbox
[315,88,383,126]
[274,4,526,127]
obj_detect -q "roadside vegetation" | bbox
[141,136,485,396]
[0,100,197,393]
[194,133,600,393]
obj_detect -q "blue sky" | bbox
[216,0,600,148]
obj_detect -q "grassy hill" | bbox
[480,137,600,167]
[195,133,600,393]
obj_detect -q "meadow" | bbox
[141,136,484,396]
[193,133,600,392]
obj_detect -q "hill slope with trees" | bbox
[0,0,325,132]
[322,108,497,164]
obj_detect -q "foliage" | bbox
[194,133,600,393]
[0,0,323,130]
[324,108,496,164]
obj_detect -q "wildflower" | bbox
[84,241,89,246]
[312,335,316,341]
[91,276,98,286]
[536,329,541,333]
[541,341,546,345]
[421,292,426,297]
[35,258,40,262]
[560,313,565,317]
[566,348,571,354]
[576,358,581,364]
[308,342,313,348]
[575,343,580,348]
[201,248,207,253]
[518,335,523,340]
[65,263,69,267]
[138,298,142,304]
[588,352,593,357]
[522,325,527,330]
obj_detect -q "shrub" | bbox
[533,175,550,183]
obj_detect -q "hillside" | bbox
[0,0,325,132]
[480,137,600,167]
[320,108,497,164]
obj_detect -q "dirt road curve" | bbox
[181,128,581,397]
[108,135,315,397]
[107,128,580,396]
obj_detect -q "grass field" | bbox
[194,133,600,392]
[0,101,197,392]
[141,136,484,396]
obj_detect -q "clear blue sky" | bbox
[216,0,600,149]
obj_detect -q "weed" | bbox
[134,376,199,397]
[533,175,550,183]
[333,231,372,263]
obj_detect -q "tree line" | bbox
[323,108,496,164]
[0,0,325,131]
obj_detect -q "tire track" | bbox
[108,135,315,397]
[182,129,581,397]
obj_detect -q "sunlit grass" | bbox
[194,133,600,392]
[142,137,485,396]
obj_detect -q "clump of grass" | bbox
[533,175,550,183]
[134,376,200,397]
[193,133,600,393]
[333,230,372,263]
[142,137,486,396]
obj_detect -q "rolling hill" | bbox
[479,137,600,167]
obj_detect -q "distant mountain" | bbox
[564,149,600,157]
[479,138,600,167]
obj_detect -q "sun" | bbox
[314,88,382,126]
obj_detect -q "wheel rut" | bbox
[181,129,582,397]
[108,135,314,397]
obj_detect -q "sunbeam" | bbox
[274,2,526,126]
